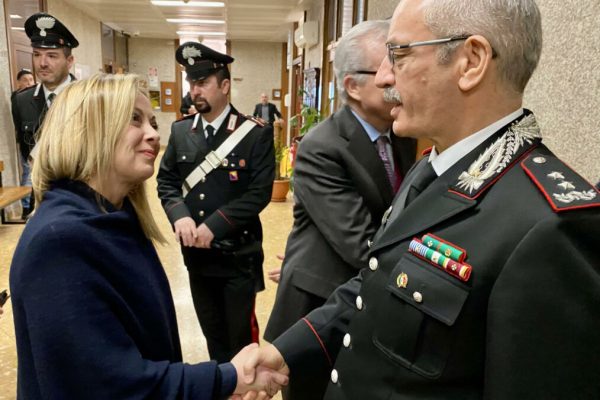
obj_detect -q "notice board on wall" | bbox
[161,81,176,112]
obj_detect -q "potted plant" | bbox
[287,89,323,192]
[271,135,291,202]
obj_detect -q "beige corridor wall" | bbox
[128,38,177,144]
[368,0,399,19]
[367,0,600,181]
[229,41,283,117]
[48,0,102,75]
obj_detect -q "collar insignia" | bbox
[455,113,542,196]
[36,16,55,37]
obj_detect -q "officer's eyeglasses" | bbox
[386,35,471,66]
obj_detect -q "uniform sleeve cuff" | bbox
[216,362,237,399]
[204,210,234,239]
[166,201,192,225]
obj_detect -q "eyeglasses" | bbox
[386,35,470,65]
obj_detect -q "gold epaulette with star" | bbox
[521,149,600,212]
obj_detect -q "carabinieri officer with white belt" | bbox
[157,42,275,363]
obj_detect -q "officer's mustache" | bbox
[383,87,402,104]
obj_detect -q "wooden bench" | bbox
[0,160,32,224]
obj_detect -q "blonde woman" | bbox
[9,74,285,400]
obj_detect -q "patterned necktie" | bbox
[205,125,215,147]
[376,136,399,192]
[47,93,56,107]
[405,160,437,205]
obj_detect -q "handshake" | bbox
[230,343,289,400]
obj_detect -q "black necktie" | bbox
[47,93,56,107]
[405,160,437,205]
[205,125,215,147]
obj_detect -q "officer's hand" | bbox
[174,217,197,247]
[188,105,197,115]
[194,223,214,248]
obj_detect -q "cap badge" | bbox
[182,46,202,65]
[36,16,56,37]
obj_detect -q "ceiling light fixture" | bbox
[176,31,226,36]
[11,27,25,31]
[10,14,22,19]
[167,18,225,24]
[151,1,225,7]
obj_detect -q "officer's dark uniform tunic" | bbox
[273,111,600,399]
[11,13,78,216]
[157,42,275,363]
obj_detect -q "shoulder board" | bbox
[421,146,433,156]
[175,113,197,123]
[15,85,37,98]
[245,115,265,127]
[17,86,34,94]
[521,150,600,212]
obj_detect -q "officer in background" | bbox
[243,0,600,398]
[157,42,275,363]
[12,13,78,219]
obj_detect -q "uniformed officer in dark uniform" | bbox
[157,42,275,363]
[242,1,600,398]
[11,13,78,219]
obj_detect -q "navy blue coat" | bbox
[10,180,235,399]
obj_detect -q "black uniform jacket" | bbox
[157,106,275,277]
[265,105,416,340]
[273,111,600,399]
[12,83,49,158]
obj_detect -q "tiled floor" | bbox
[0,156,293,399]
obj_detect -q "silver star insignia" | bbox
[547,171,565,180]
[557,181,575,190]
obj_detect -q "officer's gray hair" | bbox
[334,20,390,103]
[421,0,542,93]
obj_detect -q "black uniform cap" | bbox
[25,13,79,49]
[176,42,233,81]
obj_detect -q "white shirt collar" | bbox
[428,108,524,176]
[202,104,231,135]
[43,75,73,103]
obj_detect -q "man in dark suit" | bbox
[157,42,275,364]
[12,13,78,219]
[264,20,416,400]
[245,0,600,398]
[253,93,282,125]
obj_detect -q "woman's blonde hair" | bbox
[32,73,166,243]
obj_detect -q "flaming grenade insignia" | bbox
[36,16,56,37]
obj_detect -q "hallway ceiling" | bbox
[64,0,309,42]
